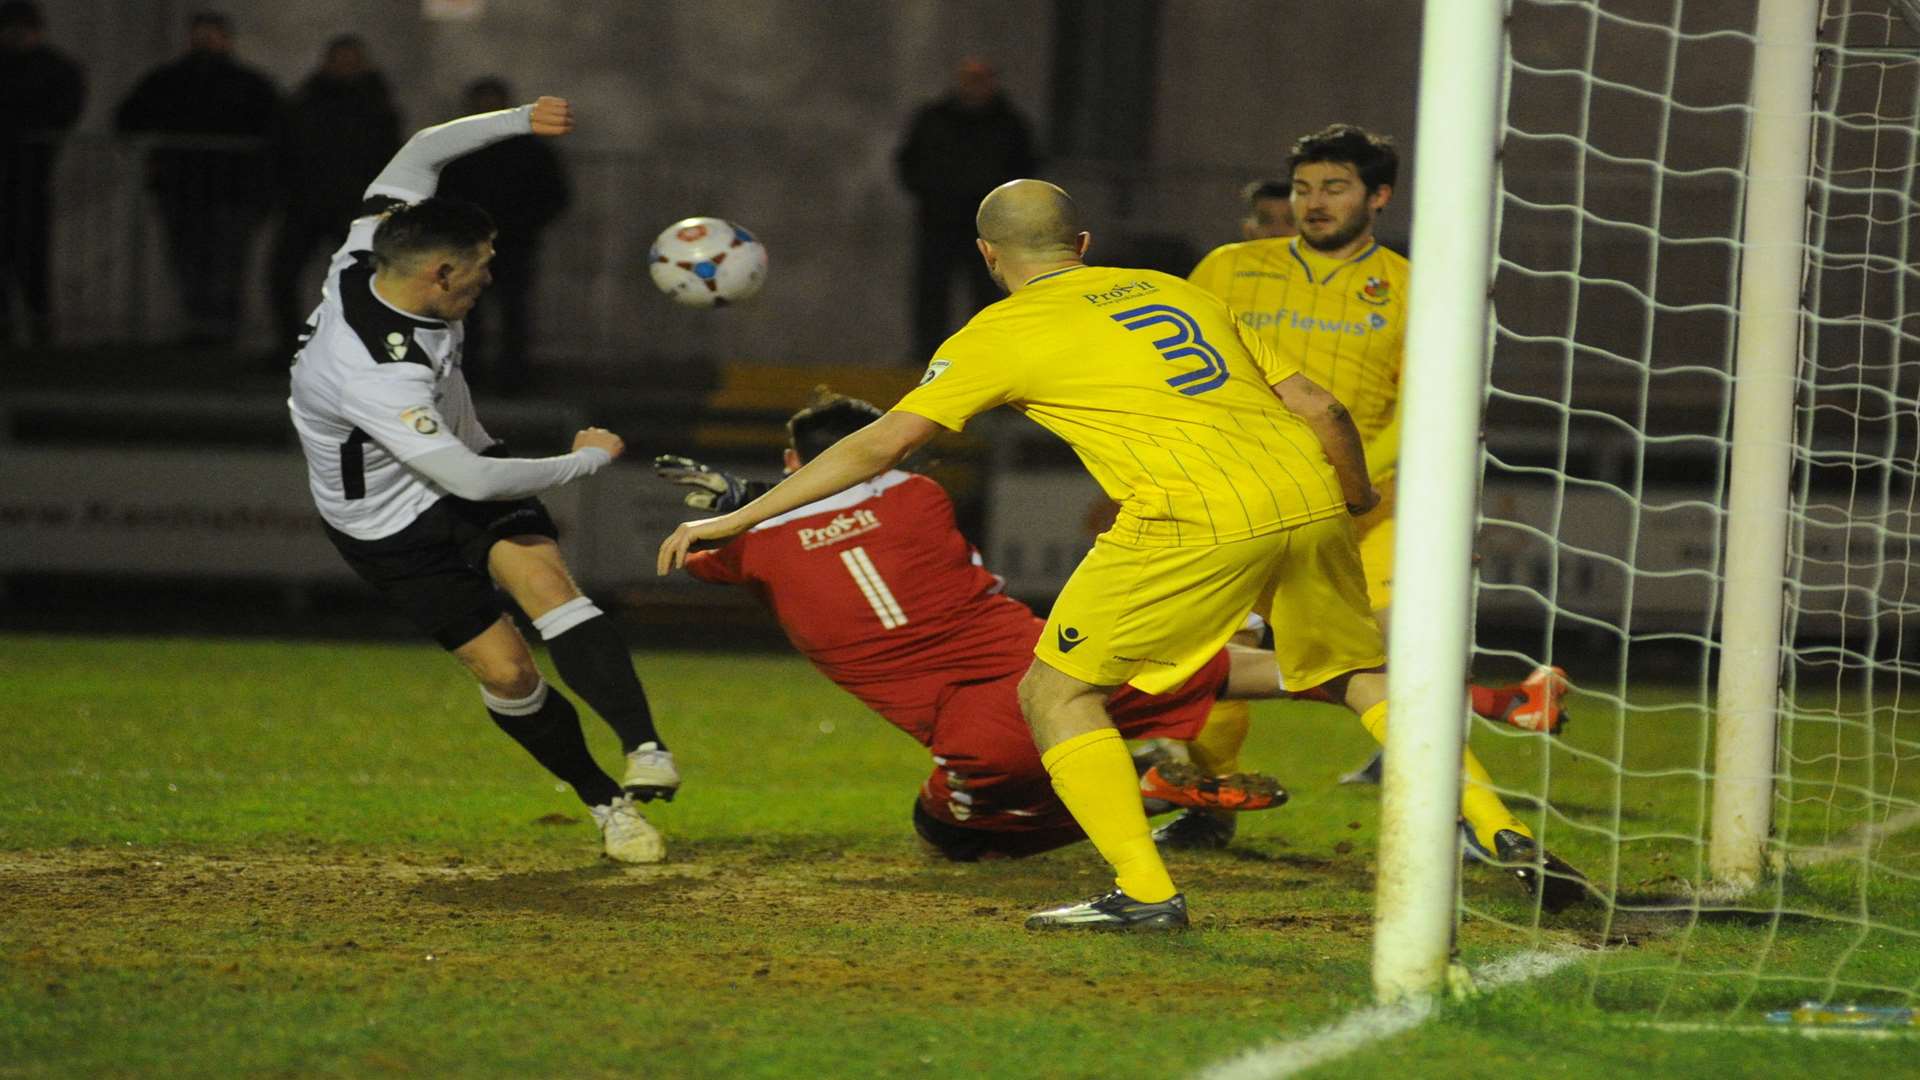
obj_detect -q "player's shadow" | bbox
[1519,887,1826,946]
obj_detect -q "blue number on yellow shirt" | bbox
[1111,304,1229,395]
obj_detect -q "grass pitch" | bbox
[2,634,1916,1078]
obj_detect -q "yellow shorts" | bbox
[1353,475,1395,612]
[1037,515,1385,695]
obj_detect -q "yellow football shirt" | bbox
[1188,237,1409,476]
[893,264,1345,548]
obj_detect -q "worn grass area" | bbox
[1,635,1915,1079]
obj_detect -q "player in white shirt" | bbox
[288,95,677,864]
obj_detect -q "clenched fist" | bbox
[573,427,624,460]
[529,96,573,137]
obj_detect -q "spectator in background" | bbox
[115,11,280,347]
[895,57,1037,362]
[1239,178,1296,240]
[0,1,85,351]
[267,34,400,362]
[437,77,570,395]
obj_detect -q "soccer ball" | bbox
[647,217,768,307]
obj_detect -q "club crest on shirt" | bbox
[400,406,441,436]
[383,331,412,361]
[919,359,950,386]
[1358,276,1391,305]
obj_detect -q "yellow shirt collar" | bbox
[1288,237,1382,284]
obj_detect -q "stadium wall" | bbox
[47,0,1426,366]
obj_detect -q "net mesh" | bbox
[1477,0,1919,1015]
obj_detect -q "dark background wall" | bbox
[44,0,1423,366]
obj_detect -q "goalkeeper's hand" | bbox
[652,454,756,513]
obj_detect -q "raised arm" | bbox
[1272,372,1379,516]
[407,427,621,502]
[364,96,574,203]
[656,411,941,574]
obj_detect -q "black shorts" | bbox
[324,495,560,650]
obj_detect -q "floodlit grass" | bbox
[1,634,1915,1078]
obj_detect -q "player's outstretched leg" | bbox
[531,596,680,803]
[482,681,662,864]
[1347,680,1589,912]
[1343,666,1572,786]
[1019,661,1187,932]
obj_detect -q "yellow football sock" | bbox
[1356,701,1529,851]
[1187,699,1250,777]
[1042,727,1178,903]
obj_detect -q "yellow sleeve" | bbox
[1235,313,1302,387]
[1363,397,1400,484]
[892,324,1022,432]
[1188,246,1228,295]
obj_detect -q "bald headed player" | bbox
[1189,125,1569,790]
[661,180,1588,928]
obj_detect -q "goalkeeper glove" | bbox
[651,454,771,513]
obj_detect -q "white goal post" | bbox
[1710,0,1819,889]
[1379,0,1828,1000]
[1372,0,1506,1004]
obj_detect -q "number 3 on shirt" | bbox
[1111,303,1229,396]
[840,546,909,629]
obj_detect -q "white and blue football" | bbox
[647,217,768,308]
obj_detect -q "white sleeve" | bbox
[408,445,612,502]
[363,106,535,203]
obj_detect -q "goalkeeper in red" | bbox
[659,179,1586,929]
[655,393,1290,860]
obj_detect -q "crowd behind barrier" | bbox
[22,132,1274,371]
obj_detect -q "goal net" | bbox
[1449,0,1920,1017]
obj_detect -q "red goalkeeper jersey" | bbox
[684,470,1043,745]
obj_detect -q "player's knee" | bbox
[1015,668,1055,724]
[521,570,581,615]
[470,654,541,698]
[912,800,989,862]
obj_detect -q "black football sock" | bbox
[533,598,666,754]
[483,681,622,807]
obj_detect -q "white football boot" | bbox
[591,794,665,863]
[622,742,681,803]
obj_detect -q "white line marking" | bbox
[1687,805,1920,905]
[1195,803,1920,1077]
[1191,948,1581,1080]
[1790,806,1920,869]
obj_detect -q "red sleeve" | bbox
[684,538,749,585]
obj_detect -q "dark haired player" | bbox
[654,393,1290,861]
[287,96,678,863]
[1188,124,1568,790]
[1237,178,1297,241]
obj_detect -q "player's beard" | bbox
[1300,206,1373,254]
